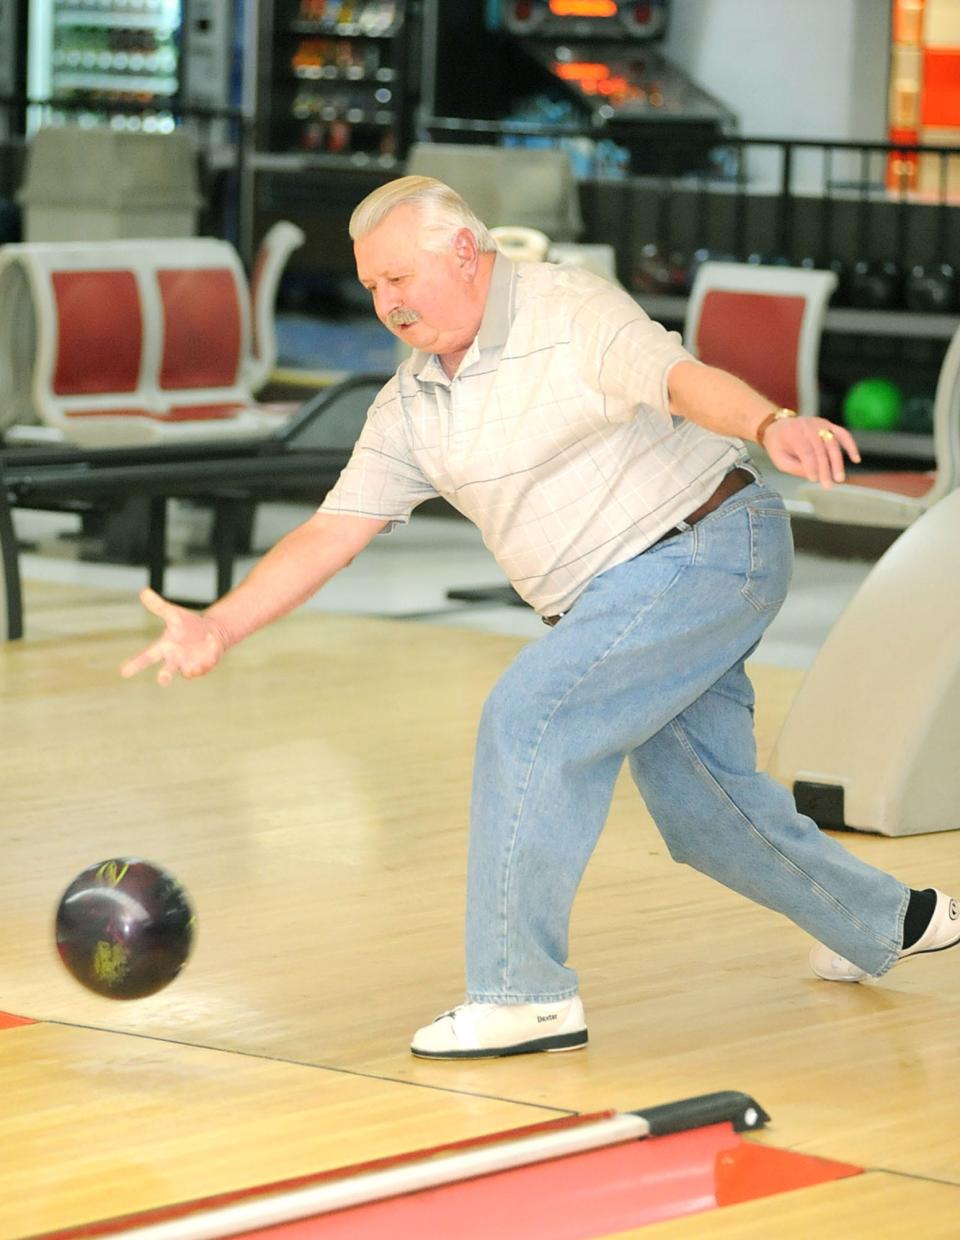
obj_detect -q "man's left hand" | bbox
[763,417,860,489]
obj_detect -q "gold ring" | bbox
[818,428,836,442]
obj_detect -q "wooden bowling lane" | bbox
[0,597,509,1055]
[3,583,960,1233]
[0,1020,562,1240]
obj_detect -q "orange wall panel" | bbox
[921,48,960,126]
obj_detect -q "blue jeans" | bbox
[466,478,908,1002]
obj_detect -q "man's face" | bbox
[354,205,480,357]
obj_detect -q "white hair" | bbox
[349,175,498,254]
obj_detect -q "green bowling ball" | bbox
[842,378,904,432]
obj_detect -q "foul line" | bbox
[12,1013,578,1115]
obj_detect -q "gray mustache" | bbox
[387,308,421,327]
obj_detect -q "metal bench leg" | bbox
[147,496,168,594]
[212,496,240,598]
[0,477,24,640]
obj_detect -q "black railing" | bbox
[415,120,960,303]
[2,100,958,316]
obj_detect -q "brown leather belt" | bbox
[543,466,755,627]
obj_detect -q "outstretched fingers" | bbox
[139,586,185,633]
[119,639,167,681]
[828,422,861,466]
[120,588,194,684]
[812,421,861,487]
[770,417,860,489]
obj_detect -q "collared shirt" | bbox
[320,254,743,616]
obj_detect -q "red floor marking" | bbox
[0,1012,35,1030]
[715,1139,861,1206]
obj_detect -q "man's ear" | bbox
[453,227,479,270]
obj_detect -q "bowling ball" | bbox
[55,858,195,999]
[633,243,672,295]
[664,249,692,294]
[904,262,958,313]
[842,378,904,432]
[899,392,935,435]
[847,259,902,310]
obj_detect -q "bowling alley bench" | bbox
[0,228,393,640]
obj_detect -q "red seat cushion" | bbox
[52,270,143,395]
[696,290,805,411]
[844,471,936,498]
[157,268,243,391]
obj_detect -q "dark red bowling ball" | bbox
[55,858,195,999]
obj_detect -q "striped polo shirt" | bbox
[320,253,744,616]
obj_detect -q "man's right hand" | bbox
[120,588,228,686]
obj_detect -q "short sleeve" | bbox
[319,378,439,524]
[569,278,697,421]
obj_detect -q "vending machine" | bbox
[24,0,248,132]
[27,0,182,131]
[254,0,419,161]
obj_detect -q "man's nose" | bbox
[375,283,401,315]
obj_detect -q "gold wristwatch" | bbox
[755,407,798,446]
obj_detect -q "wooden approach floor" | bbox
[2,580,959,1238]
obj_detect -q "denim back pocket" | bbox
[741,499,793,612]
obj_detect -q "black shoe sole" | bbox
[410,1029,588,1060]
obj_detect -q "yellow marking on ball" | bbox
[93,940,129,985]
[96,861,130,887]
